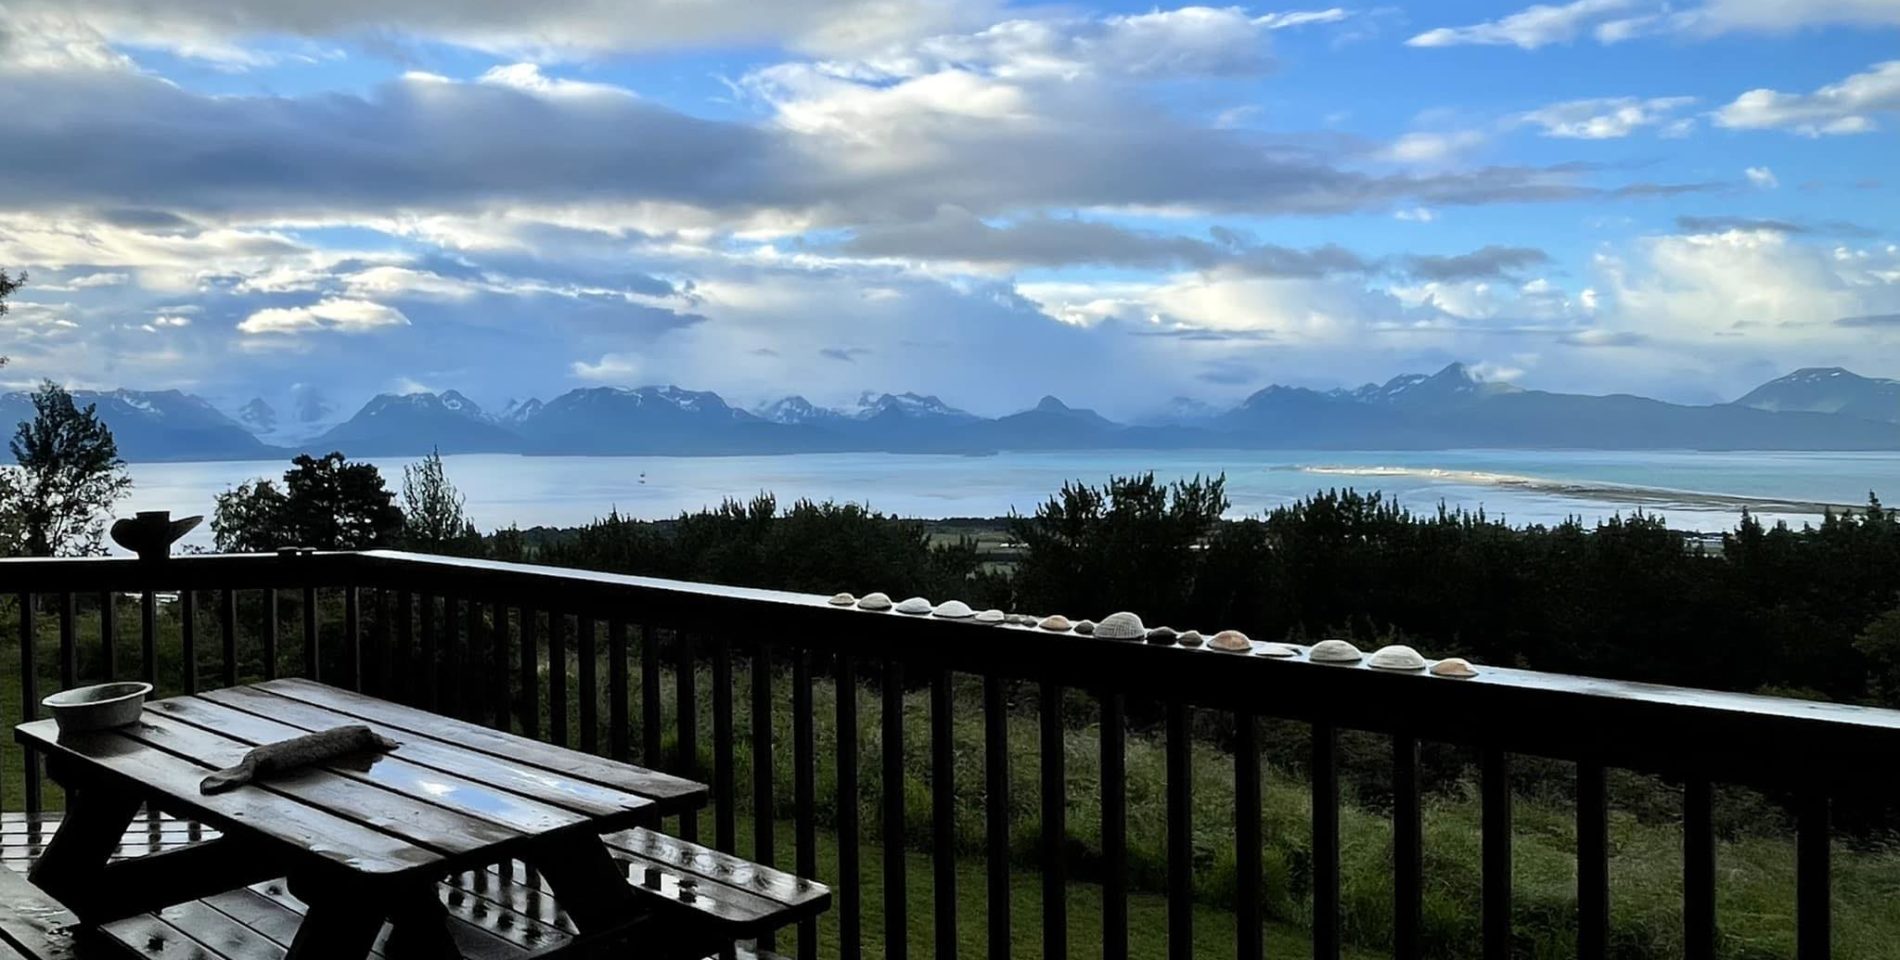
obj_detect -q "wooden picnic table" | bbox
[13,678,709,959]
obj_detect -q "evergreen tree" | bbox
[401,449,481,555]
[1,380,132,556]
[212,452,402,551]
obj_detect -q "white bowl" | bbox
[43,682,152,732]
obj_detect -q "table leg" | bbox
[28,777,142,923]
[527,834,642,934]
[284,872,398,960]
[382,886,460,960]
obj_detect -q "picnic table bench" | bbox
[7,679,829,960]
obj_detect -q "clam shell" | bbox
[1431,657,1479,678]
[1309,638,1363,663]
[1008,613,1035,626]
[975,609,1006,624]
[1038,615,1073,632]
[829,592,856,606]
[1368,644,1427,671]
[1145,626,1178,645]
[933,600,975,619]
[1208,629,1251,652]
[857,592,893,611]
[1253,642,1299,658]
[1094,611,1146,640]
[895,597,932,615]
[1073,619,1096,635]
[1177,630,1204,648]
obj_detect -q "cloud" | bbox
[1838,313,1900,327]
[1744,166,1779,188]
[1407,0,1638,49]
[1514,96,1697,139]
[1393,207,1437,222]
[0,0,990,61]
[1675,215,1803,234]
[1410,1,1900,49]
[237,298,410,335]
[1715,60,1900,135]
[1378,130,1487,164]
[1400,246,1552,281]
[818,346,870,362]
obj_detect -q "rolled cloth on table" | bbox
[200,725,399,794]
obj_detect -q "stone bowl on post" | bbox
[110,510,202,562]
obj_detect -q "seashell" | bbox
[895,597,932,615]
[1253,642,1299,658]
[1038,615,1073,632]
[1094,611,1146,640]
[1308,639,1363,663]
[1073,619,1095,635]
[1208,630,1251,652]
[1006,613,1034,626]
[1145,626,1178,645]
[975,609,1006,624]
[1368,645,1427,671]
[857,592,893,611]
[829,592,856,606]
[1431,657,1479,678]
[1177,630,1204,647]
[933,600,975,619]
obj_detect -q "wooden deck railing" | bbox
[4,549,1900,960]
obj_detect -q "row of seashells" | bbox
[826,592,1478,678]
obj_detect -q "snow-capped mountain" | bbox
[311,391,520,455]
[237,398,277,435]
[1733,367,1900,423]
[1341,362,1522,406]
[850,391,978,422]
[755,395,845,425]
[497,398,543,425]
[0,389,269,461]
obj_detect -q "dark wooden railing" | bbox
[5,549,1900,960]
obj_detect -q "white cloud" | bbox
[1407,0,1638,49]
[1378,130,1487,164]
[1714,60,1900,135]
[476,63,634,99]
[237,298,410,335]
[1411,1,1900,49]
[1745,166,1779,188]
[1394,207,1438,222]
[0,0,992,63]
[1515,96,1696,139]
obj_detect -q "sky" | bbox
[1,0,1897,421]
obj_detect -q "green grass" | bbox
[5,596,1900,959]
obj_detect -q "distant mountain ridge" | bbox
[4,366,1898,462]
[1734,367,1900,423]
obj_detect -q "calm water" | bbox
[121,449,1900,549]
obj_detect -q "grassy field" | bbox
[5,596,1899,959]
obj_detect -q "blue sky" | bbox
[1,0,1897,421]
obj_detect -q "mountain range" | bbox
[5,365,1896,462]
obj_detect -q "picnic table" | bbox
[13,679,728,959]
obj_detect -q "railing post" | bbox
[1312,722,1339,960]
[1684,776,1717,960]
[1393,734,1422,960]
[1101,692,1127,960]
[983,675,1009,960]
[1040,682,1066,960]
[1237,713,1263,960]
[19,592,41,815]
[837,656,861,960]
[1797,791,1831,960]
[1166,701,1192,960]
[931,669,956,960]
[1482,747,1513,960]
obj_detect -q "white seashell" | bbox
[933,600,975,619]
[1145,626,1178,645]
[1177,630,1204,648]
[1039,615,1073,632]
[1309,639,1363,663]
[1073,619,1096,635]
[1208,630,1251,652]
[895,597,932,615]
[1368,645,1427,671]
[975,609,1006,624]
[829,592,856,606]
[1253,642,1299,658]
[1094,611,1146,640]
[857,592,893,611]
[1431,657,1479,678]
[1008,613,1035,626]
